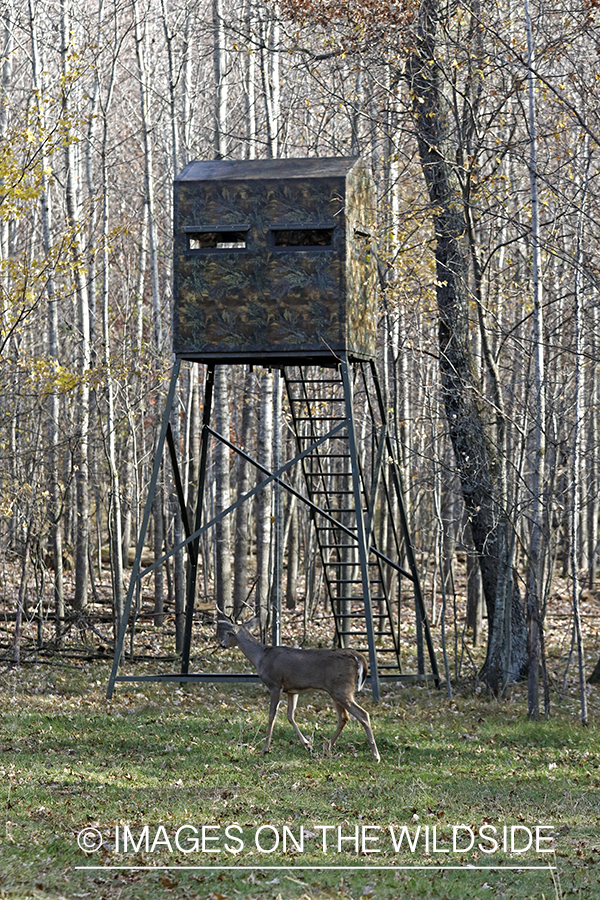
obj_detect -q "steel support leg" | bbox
[340,355,380,702]
[107,360,181,699]
[181,364,215,675]
[369,359,440,686]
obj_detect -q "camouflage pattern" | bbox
[173,157,377,362]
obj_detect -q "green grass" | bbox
[0,663,599,900]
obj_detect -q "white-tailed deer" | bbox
[220,620,380,762]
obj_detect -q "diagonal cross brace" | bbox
[136,422,415,585]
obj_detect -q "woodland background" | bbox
[1,0,600,720]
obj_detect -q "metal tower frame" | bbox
[107,354,439,701]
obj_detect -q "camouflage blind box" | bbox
[173,156,377,363]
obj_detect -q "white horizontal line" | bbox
[75,865,556,872]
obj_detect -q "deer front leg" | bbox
[286,692,311,751]
[263,687,282,754]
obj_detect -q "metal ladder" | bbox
[283,357,437,697]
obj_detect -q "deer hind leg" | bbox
[342,698,381,763]
[326,702,349,756]
[263,687,282,754]
[286,693,311,751]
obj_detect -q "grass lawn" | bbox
[0,660,599,900]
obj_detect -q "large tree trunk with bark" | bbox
[405,0,527,691]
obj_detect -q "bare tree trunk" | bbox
[160,0,180,177]
[213,0,228,158]
[159,0,186,648]
[133,0,162,349]
[259,1,280,157]
[244,0,257,159]
[0,2,12,322]
[271,370,283,644]
[29,0,65,639]
[181,5,193,166]
[570,134,590,725]
[405,0,527,692]
[286,499,299,610]
[234,367,254,617]
[214,366,232,616]
[13,522,33,666]
[61,0,90,611]
[98,28,125,643]
[133,202,148,355]
[185,363,199,517]
[153,468,165,627]
[523,0,546,719]
[256,370,273,631]
[465,520,484,646]
[589,302,599,587]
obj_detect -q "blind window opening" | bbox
[272,228,333,248]
[188,231,247,250]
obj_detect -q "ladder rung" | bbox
[306,473,353,479]
[290,396,345,403]
[300,453,350,459]
[316,520,356,527]
[334,613,392,620]
[327,579,383,585]
[311,489,355,494]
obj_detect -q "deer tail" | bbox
[355,653,367,692]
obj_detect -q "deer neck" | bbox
[234,630,265,668]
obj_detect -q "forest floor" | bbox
[1,561,600,900]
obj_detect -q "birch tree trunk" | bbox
[133,0,162,349]
[29,0,65,639]
[98,8,125,643]
[286,503,299,610]
[570,133,590,725]
[159,0,186,648]
[132,0,167,622]
[213,0,228,158]
[214,366,233,616]
[589,302,599,587]
[233,367,254,617]
[259,2,280,157]
[0,1,13,338]
[244,0,257,159]
[256,370,273,631]
[61,0,90,611]
[523,0,546,719]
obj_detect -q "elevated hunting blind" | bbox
[107,157,439,705]
[173,156,377,363]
